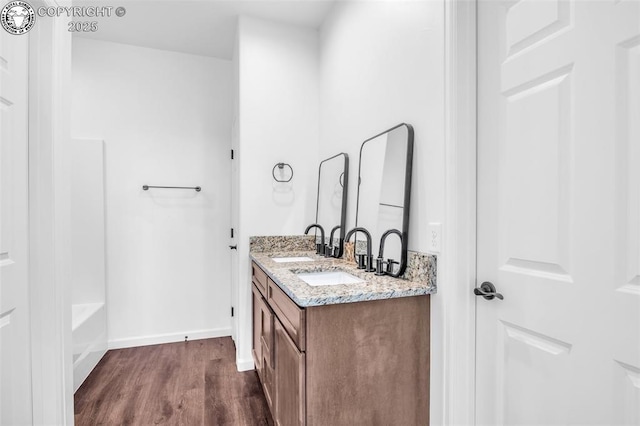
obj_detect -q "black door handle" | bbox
[474,281,504,300]
[229,245,237,250]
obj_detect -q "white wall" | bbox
[72,38,233,348]
[234,16,320,368]
[320,0,445,247]
[70,138,108,393]
[318,2,446,424]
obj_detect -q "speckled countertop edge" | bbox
[250,251,436,307]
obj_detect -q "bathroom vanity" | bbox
[248,123,435,424]
[250,250,435,425]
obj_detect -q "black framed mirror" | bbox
[354,123,413,276]
[315,153,349,257]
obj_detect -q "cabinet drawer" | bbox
[268,278,306,351]
[252,261,268,296]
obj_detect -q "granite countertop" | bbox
[250,250,436,307]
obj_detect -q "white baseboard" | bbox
[108,327,232,350]
[236,357,255,372]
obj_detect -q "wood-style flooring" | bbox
[74,337,273,425]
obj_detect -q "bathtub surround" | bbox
[70,139,107,391]
[71,303,106,392]
[72,38,233,349]
[70,139,106,306]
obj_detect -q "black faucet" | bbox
[344,227,375,272]
[305,223,326,256]
[327,225,342,257]
[378,229,403,277]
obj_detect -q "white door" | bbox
[0,31,32,425]
[477,0,640,424]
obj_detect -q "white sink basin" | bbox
[296,271,364,286]
[272,256,314,263]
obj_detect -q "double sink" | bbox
[270,256,364,287]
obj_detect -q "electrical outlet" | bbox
[428,223,442,253]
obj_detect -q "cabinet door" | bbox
[251,285,263,373]
[275,319,306,426]
[261,301,275,414]
[260,298,274,366]
[261,347,275,414]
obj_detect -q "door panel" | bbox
[0,31,32,425]
[477,0,640,424]
[500,64,573,282]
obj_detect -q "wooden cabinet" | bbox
[267,278,305,351]
[252,285,263,372]
[252,284,275,411]
[261,345,275,412]
[252,261,268,296]
[274,319,305,426]
[251,261,430,426]
[304,297,429,425]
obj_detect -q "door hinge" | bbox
[231,307,235,317]
[230,228,234,238]
[231,149,235,159]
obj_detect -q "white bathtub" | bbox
[72,302,107,392]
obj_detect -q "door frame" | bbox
[27,1,481,423]
[28,0,74,423]
[442,0,477,424]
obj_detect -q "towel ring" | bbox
[272,162,293,183]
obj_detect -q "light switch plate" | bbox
[428,223,442,253]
